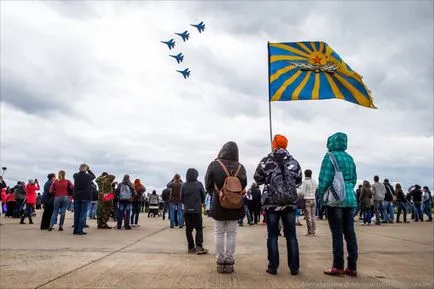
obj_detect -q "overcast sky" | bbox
[1,1,433,191]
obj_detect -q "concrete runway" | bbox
[0,211,433,289]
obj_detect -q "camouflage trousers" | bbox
[97,200,112,227]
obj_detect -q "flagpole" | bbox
[267,42,273,147]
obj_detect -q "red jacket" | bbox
[50,179,73,197]
[25,183,40,205]
[1,188,6,202]
[6,193,16,202]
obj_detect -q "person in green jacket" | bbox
[318,132,358,277]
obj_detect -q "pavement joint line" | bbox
[33,226,169,289]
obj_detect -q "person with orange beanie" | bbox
[254,134,302,276]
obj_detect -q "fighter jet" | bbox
[177,68,191,79]
[161,39,175,50]
[170,53,184,64]
[175,31,190,42]
[190,21,205,33]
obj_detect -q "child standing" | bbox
[181,168,208,254]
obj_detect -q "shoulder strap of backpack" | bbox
[216,159,230,177]
[327,152,341,172]
[234,164,241,178]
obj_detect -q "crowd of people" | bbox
[0,132,432,277]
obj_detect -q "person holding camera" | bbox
[72,164,96,235]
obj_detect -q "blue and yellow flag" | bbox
[268,41,375,108]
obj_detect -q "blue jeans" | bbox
[162,201,169,220]
[50,196,69,227]
[363,208,372,224]
[130,202,141,225]
[266,209,299,273]
[238,204,252,225]
[383,201,394,222]
[414,202,423,221]
[423,202,433,220]
[117,202,132,228]
[88,201,97,219]
[326,207,358,271]
[374,200,388,223]
[73,200,89,233]
[169,202,183,227]
[396,201,408,222]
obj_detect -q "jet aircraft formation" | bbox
[161,21,206,79]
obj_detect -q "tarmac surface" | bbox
[0,211,433,289]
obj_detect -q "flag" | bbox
[268,41,376,108]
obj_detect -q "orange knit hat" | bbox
[272,134,288,150]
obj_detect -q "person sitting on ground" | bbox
[254,134,302,276]
[181,168,208,255]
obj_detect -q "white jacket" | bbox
[297,178,317,200]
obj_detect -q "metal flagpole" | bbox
[267,42,273,147]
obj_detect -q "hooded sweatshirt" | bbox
[181,168,206,214]
[205,142,247,221]
[318,132,357,208]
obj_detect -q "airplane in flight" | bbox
[161,39,175,50]
[175,31,190,42]
[190,21,205,33]
[170,53,184,64]
[177,68,191,79]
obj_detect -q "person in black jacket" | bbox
[249,183,262,224]
[161,188,171,221]
[72,164,96,235]
[181,168,208,254]
[88,182,98,220]
[410,185,424,222]
[205,141,247,274]
[40,173,56,230]
[395,183,408,223]
[254,134,302,276]
[383,179,395,224]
